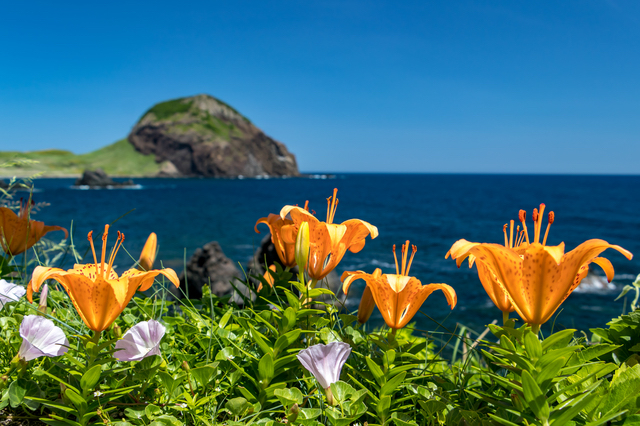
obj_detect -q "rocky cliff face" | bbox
[128,95,299,177]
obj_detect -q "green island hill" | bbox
[0,94,299,178]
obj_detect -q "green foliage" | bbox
[592,310,640,366]
[144,98,193,121]
[1,181,640,424]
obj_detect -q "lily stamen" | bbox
[535,204,546,244]
[406,244,417,276]
[542,211,554,246]
[326,188,339,224]
[393,244,399,275]
[518,210,530,244]
[509,220,515,248]
[88,231,98,265]
[503,224,509,247]
[400,240,411,276]
[304,200,309,211]
[106,231,125,278]
[100,225,109,276]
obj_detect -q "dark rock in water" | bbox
[75,168,136,188]
[246,234,342,301]
[176,241,250,303]
[247,234,282,278]
[128,94,299,178]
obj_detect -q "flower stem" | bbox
[531,324,540,335]
[90,331,101,346]
[502,311,509,325]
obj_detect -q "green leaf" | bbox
[299,407,322,420]
[273,330,301,357]
[247,324,273,356]
[524,331,542,360]
[499,335,516,352]
[80,364,102,392]
[149,415,184,426]
[381,372,406,396]
[488,414,522,426]
[521,370,549,422]
[283,307,297,332]
[274,387,304,407]
[376,395,391,420]
[218,309,232,329]
[549,386,598,425]
[598,363,640,417]
[330,381,356,403]
[225,397,250,417]
[157,372,185,397]
[542,329,576,351]
[125,408,147,420]
[284,290,300,310]
[365,357,385,386]
[190,364,217,388]
[258,353,275,382]
[65,388,88,415]
[145,404,163,420]
[535,357,566,390]
[8,380,26,408]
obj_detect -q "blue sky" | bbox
[1,1,639,173]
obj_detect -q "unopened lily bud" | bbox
[113,323,122,339]
[357,286,375,325]
[181,361,190,372]
[37,284,48,314]
[138,233,157,271]
[295,222,310,273]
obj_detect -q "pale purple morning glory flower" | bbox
[297,341,352,390]
[18,315,69,361]
[114,319,166,361]
[0,279,26,310]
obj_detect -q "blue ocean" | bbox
[24,174,640,334]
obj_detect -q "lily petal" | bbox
[396,281,457,329]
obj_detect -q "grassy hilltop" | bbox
[0,139,161,178]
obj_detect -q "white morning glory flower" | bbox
[114,319,166,361]
[297,341,352,390]
[18,315,69,361]
[0,279,26,310]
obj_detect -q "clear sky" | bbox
[1,1,639,174]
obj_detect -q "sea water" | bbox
[21,174,640,334]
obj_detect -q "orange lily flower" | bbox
[357,286,375,325]
[27,225,179,333]
[0,201,67,256]
[138,232,157,271]
[342,241,457,330]
[447,204,633,332]
[280,189,378,281]
[447,223,517,320]
[257,264,277,292]
[254,202,310,269]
